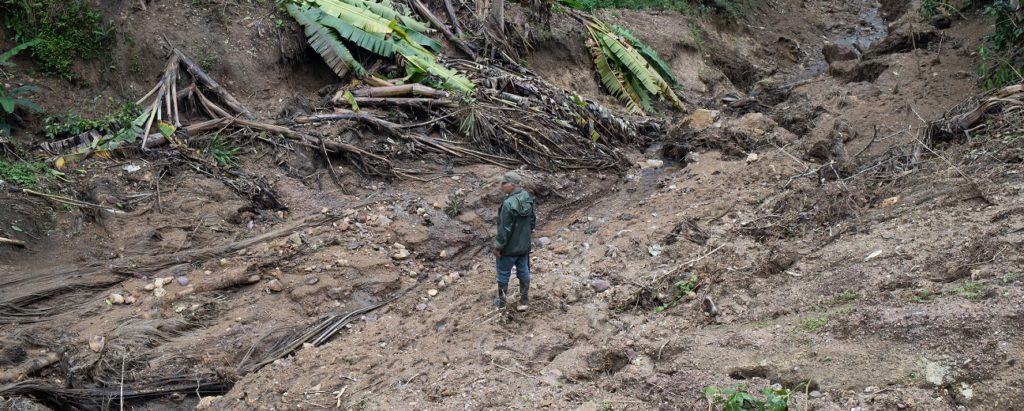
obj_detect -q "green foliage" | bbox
[287,0,473,93]
[704,385,791,411]
[586,17,684,113]
[911,289,934,303]
[0,160,49,187]
[0,0,114,79]
[43,101,140,140]
[796,304,853,332]
[208,134,239,166]
[950,280,989,301]
[831,290,860,303]
[919,0,950,17]
[978,1,1023,89]
[444,193,466,218]
[655,273,698,313]
[1,40,44,137]
[1003,272,1024,283]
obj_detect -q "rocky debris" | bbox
[153,287,167,298]
[427,289,439,297]
[267,279,284,293]
[684,109,719,130]
[304,275,319,285]
[734,113,777,136]
[648,244,663,257]
[536,237,551,247]
[89,336,105,353]
[415,303,428,311]
[392,243,411,260]
[176,276,190,286]
[822,42,860,63]
[108,293,125,305]
[640,159,665,169]
[456,211,479,223]
[590,279,611,293]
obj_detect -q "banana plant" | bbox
[1,40,43,137]
[287,0,474,93]
[585,19,683,114]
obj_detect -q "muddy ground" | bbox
[2,0,1022,410]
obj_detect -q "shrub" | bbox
[0,0,114,78]
[978,1,1023,89]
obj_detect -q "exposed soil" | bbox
[2,0,1023,410]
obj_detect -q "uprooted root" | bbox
[744,182,873,240]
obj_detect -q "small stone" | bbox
[590,279,611,293]
[745,153,759,163]
[268,279,284,293]
[176,276,190,286]
[641,159,665,169]
[684,151,700,164]
[124,295,137,304]
[536,237,552,247]
[393,248,411,260]
[144,283,156,291]
[439,250,448,258]
[448,272,461,281]
[305,276,319,285]
[684,109,719,130]
[810,390,822,398]
[321,207,329,214]
[108,293,125,305]
[338,218,351,231]
[246,275,261,284]
[686,291,697,300]
[153,287,167,298]
[89,335,105,353]
[427,289,439,297]
[327,287,345,299]
[415,303,428,311]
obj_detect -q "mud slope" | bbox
[1,0,1021,410]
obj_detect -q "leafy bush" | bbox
[0,0,114,78]
[43,102,140,140]
[1,40,43,137]
[978,1,1023,89]
[704,385,791,411]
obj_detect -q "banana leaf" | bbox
[288,4,367,77]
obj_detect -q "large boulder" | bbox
[822,42,860,64]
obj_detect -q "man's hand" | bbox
[492,248,501,258]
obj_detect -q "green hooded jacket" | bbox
[494,189,536,256]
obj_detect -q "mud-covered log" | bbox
[349,84,449,98]
[0,236,26,248]
[333,96,455,108]
[0,353,59,382]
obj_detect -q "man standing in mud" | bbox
[493,171,536,312]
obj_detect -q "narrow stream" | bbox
[795,2,889,81]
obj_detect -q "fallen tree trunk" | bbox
[0,237,26,248]
[349,84,449,98]
[173,49,255,119]
[408,0,478,60]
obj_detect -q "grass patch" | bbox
[0,160,49,187]
[911,289,935,303]
[444,193,466,218]
[796,304,854,333]
[1003,272,1024,284]
[831,290,860,304]
[950,281,989,301]
[208,134,238,166]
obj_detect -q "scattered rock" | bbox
[702,296,718,316]
[590,279,611,293]
[176,276,190,286]
[144,283,155,291]
[456,211,479,223]
[305,275,319,285]
[124,295,136,304]
[247,274,261,284]
[267,279,284,293]
[684,109,719,130]
[822,42,860,63]
[108,293,125,305]
[337,218,351,232]
[648,244,663,257]
[684,151,700,164]
[536,237,552,247]
[195,396,221,410]
[153,287,167,298]
[641,159,665,169]
[415,303,428,311]
[745,152,760,163]
[327,287,345,299]
[735,112,777,135]
[89,336,105,353]
[427,289,439,297]
[288,232,302,246]
[810,390,822,398]
[392,245,411,260]
[864,249,883,261]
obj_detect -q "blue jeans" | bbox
[496,254,530,285]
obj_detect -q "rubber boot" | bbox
[516,281,529,312]
[494,282,508,308]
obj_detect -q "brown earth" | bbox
[2,0,1023,410]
